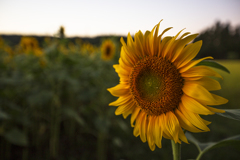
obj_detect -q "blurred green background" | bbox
[0,21,240,160]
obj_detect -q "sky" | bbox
[0,0,240,37]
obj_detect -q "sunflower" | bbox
[101,39,115,60]
[20,37,43,56]
[107,21,228,151]
[81,42,97,56]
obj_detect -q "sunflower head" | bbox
[19,37,43,56]
[107,21,228,151]
[20,37,39,51]
[101,39,116,60]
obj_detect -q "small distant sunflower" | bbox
[80,42,97,55]
[101,39,115,60]
[20,37,39,51]
[107,21,228,151]
[20,37,43,56]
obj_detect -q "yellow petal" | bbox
[119,48,134,67]
[139,112,147,143]
[175,41,202,68]
[147,115,156,151]
[156,27,173,57]
[183,82,214,102]
[211,94,228,105]
[117,60,131,83]
[186,77,221,91]
[154,21,162,41]
[142,30,151,55]
[197,93,228,106]
[178,128,188,144]
[168,32,193,61]
[162,29,185,59]
[107,84,129,97]
[130,107,141,127]
[179,103,210,131]
[175,108,203,133]
[133,111,144,137]
[159,27,173,39]
[119,57,132,69]
[181,65,222,79]
[120,37,136,67]
[183,82,227,105]
[179,56,213,73]
[119,76,129,84]
[127,33,140,61]
[205,106,225,113]
[184,77,202,81]
[157,36,172,57]
[152,21,162,56]
[167,38,181,60]
[179,32,191,39]
[171,34,199,63]
[148,24,157,56]
[115,100,134,115]
[122,104,135,119]
[153,116,163,148]
[160,113,173,140]
[134,30,145,58]
[202,119,211,125]
[109,93,132,106]
[165,111,180,143]
[113,64,130,77]
[181,94,214,115]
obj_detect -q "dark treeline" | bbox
[1,21,240,59]
[194,21,240,59]
[0,34,126,48]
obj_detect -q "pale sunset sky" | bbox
[0,0,240,37]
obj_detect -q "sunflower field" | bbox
[0,26,240,160]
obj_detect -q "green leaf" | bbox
[216,109,240,121]
[0,111,10,119]
[62,108,85,126]
[4,128,28,146]
[186,132,240,160]
[185,132,202,152]
[196,60,230,74]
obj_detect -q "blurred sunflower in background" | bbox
[80,42,97,55]
[107,21,228,151]
[101,39,115,60]
[0,37,13,55]
[20,37,43,56]
[0,37,13,63]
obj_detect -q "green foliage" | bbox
[196,60,230,73]
[216,109,240,121]
[4,128,28,146]
[0,38,122,159]
[186,132,240,160]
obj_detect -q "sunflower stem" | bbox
[171,140,181,160]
